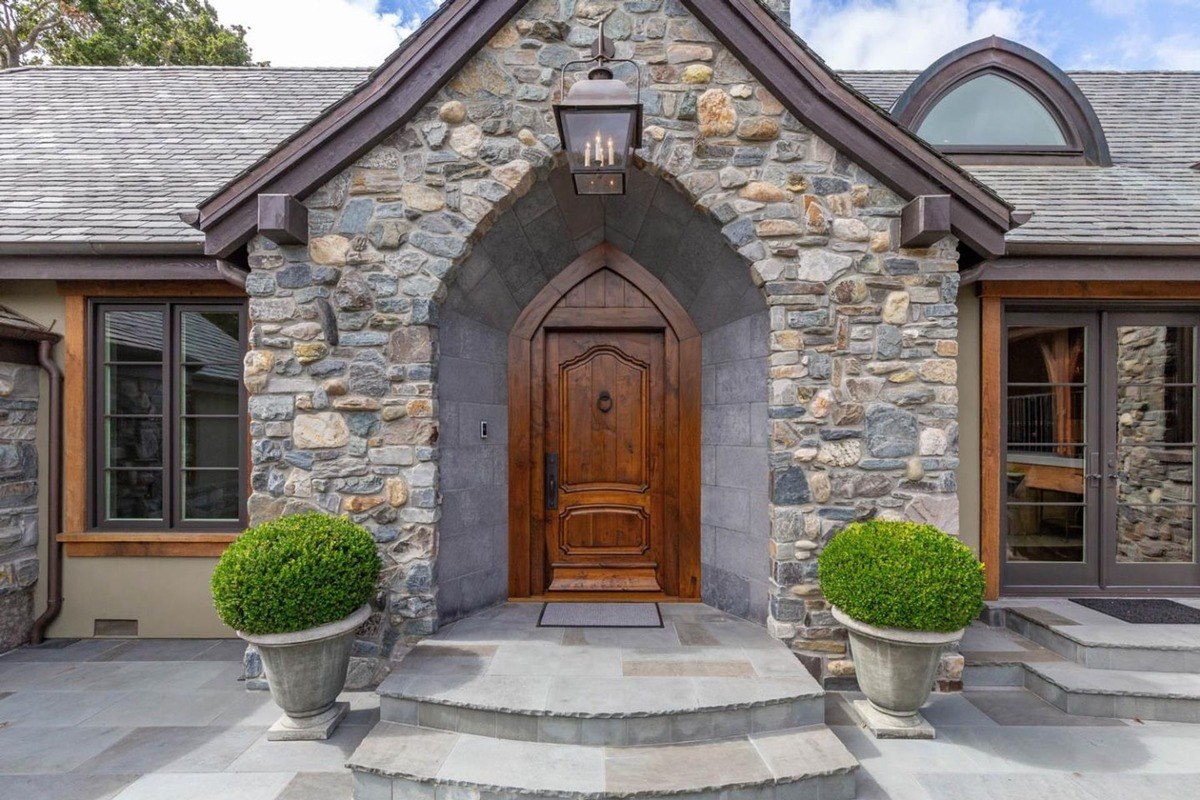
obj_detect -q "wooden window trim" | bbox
[978,281,1200,597]
[61,281,247,557]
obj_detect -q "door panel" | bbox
[1002,308,1200,592]
[545,330,666,593]
[1104,313,1200,588]
[1002,313,1101,590]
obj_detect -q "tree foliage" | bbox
[1,0,259,69]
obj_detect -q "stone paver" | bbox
[2,629,1199,800]
[0,638,370,800]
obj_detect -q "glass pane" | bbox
[104,310,164,362]
[1007,386,1086,450]
[183,364,240,415]
[1116,445,1195,504]
[106,417,163,467]
[182,311,241,364]
[106,364,163,414]
[1117,386,1194,445]
[1008,326,1086,384]
[1116,504,1193,563]
[560,109,636,171]
[917,73,1068,146]
[106,469,163,521]
[1006,504,1085,563]
[1007,326,1087,453]
[183,418,240,468]
[1116,325,1194,385]
[183,470,240,521]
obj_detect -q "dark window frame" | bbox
[893,37,1111,166]
[88,297,248,533]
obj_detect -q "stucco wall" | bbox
[0,281,231,640]
[956,289,981,557]
[701,310,770,623]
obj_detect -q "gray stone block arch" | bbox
[437,164,768,625]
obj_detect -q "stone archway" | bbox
[243,0,963,675]
[435,164,768,624]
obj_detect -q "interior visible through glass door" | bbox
[1002,313,1100,590]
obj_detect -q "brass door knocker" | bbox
[597,390,613,413]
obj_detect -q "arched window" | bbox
[894,37,1110,166]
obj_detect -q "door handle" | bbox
[546,454,559,510]
[1085,453,1102,485]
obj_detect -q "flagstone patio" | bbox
[1,604,1199,800]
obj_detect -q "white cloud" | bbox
[1153,35,1200,69]
[210,0,420,67]
[790,0,1037,70]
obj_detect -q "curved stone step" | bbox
[348,721,858,800]
[1024,662,1200,722]
[379,631,826,745]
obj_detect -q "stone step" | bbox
[348,721,858,800]
[1023,662,1200,723]
[377,670,824,745]
[1003,607,1200,674]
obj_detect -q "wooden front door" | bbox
[509,245,701,599]
[545,330,665,592]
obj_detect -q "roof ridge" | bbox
[1,65,374,72]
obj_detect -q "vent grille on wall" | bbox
[94,619,138,637]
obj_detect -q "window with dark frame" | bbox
[91,300,247,532]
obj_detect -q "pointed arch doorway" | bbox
[508,244,702,600]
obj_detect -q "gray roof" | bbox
[0,66,370,254]
[842,70,1200,250]
[1,64,1198,255]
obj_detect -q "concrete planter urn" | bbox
[832,605,963,736]
[239,603,371,741]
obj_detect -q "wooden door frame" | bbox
[507,244,702,600]
[980,280,1200,599]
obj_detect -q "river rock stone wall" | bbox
[0,363,39,653]
[243,0,960,682]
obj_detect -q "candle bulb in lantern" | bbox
[584,141,591,167]
[595,131,603,166]
[608,137,615,167]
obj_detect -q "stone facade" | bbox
[0,363,40,653]
[242,0,961,681]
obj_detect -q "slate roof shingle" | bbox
[2,64,1198,254]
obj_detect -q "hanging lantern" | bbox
[553,23,644,196]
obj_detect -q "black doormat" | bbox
[537,602,663,628]
[1070,598,1200,624]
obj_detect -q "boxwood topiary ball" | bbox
[817,520,985,633]
[211,512,381,635]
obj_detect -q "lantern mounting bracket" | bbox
[557,20,642,108]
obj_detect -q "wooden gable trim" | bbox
[196,0,525,258]
[195,0,1017,260]
[682,0,1013,258]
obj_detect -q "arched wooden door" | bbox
[508,244,701,599]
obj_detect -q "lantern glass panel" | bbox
[574,173,625,195]
[560,109,636,172]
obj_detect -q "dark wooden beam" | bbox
[0,256,227,280]
[900,195,951,248]
[257,194,309,246]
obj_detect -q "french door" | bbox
[1003,309,1200,592]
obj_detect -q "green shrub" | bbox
[817,520,984,633]
[211,512,381,635]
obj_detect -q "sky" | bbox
[207,0,1200,71]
